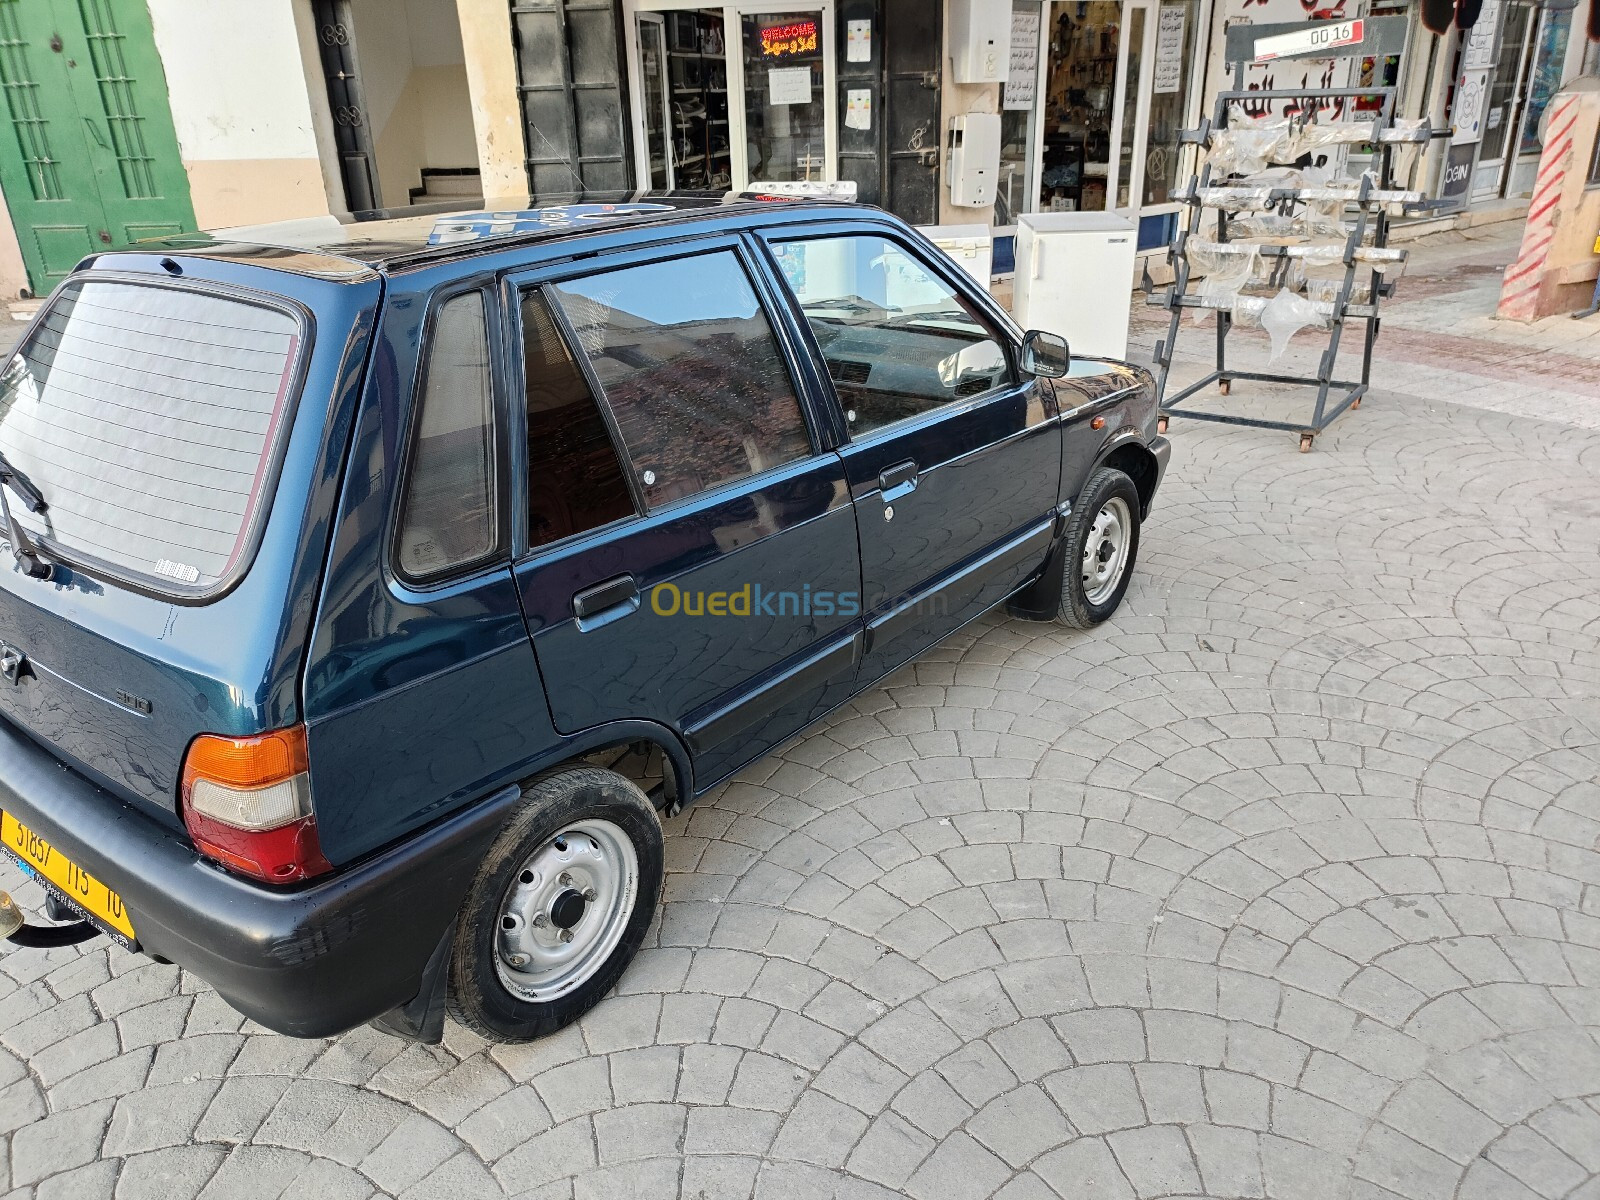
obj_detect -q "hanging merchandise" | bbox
[1143,70,1429,451]
[1259,288,1333,361]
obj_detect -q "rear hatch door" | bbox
[0,257,380,826]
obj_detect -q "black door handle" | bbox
[878,460,919,493]
[572,574,638,620]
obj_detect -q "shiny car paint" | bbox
[0,202,1166,1039]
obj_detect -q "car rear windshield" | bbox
[0,277,304,597]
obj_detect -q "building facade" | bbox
[0,0,1590,299]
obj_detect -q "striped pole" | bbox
[1497,94,1582,321]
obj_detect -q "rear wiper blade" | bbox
[0,450,52,580]
[0,450,45,514]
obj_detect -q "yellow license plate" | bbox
[1,811,136,944]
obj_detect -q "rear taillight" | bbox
[179,725,332,885]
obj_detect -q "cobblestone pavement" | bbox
[4,233,1600,1200]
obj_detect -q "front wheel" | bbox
[447,764,663,1042]
[1056,466,1141,629]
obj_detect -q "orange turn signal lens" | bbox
[181,726,309,792]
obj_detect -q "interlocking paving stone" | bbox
[4,229,1600,1198]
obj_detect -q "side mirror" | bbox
[1021,329,1071,378]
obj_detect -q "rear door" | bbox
[0,261,378,826]
[509,235,862,789]
[762,224,1060,685]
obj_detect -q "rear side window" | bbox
[0,278,303,597]
[521,290,637,549]
[396,291,500,580]
[546,249,811,509]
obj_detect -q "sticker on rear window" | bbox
[154,559,201,584]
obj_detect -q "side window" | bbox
[546,249,812,509]
[771,234,1014,437]
[522,290,638,549]
[396,291,499,580]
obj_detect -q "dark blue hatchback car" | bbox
[0,198,1168,1043]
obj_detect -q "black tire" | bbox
[1057,466,1141,630]
[447,764,663,1042]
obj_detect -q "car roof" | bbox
[129,193,871,280]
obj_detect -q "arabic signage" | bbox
[1004,6,1040,110]
[760,20,818,57]
[1226,0,1357,120]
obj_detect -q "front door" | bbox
[0,0,194,293]
[764,224,1061,685]
[625,1,837,194]
[510,237,863,789]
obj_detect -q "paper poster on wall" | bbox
[1003,7,1040,110]
[845,88,872,130]
[768,66,812,106]
[1154,7,1186,94]
[846,19,871,62]
[1451,67,1490,145]
[1461,0,1500,71]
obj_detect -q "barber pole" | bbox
[1496,94,1583,322]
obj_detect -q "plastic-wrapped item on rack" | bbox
[1256,254,1306,294]
[1185,239,1261,323]
[1228,212,1298,238]
[1304,277,1373,304]
[1375,117,1430,143]
[1352,245,1407,273]
[1192,186,1277,210]
[1260,288,1333,361]
[1288,119,1378,157]
[1229,294,1269,326]
[1207,106,1292,175]
[1292,242,1348,268]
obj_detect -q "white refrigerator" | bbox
[1012,212,1137,360]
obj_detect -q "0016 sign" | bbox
[1253,18,1365,62]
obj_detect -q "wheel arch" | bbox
[1096,436,1161,518]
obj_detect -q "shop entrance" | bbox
[624,1,837,192]
[1011,0,1202,246]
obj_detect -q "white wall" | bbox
[146,0,331,227]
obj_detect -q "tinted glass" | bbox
[522,289,636,548]
[547,250,810,509]
[0,279,301,595]
[772,235,1012,437]
[396,291,498,579]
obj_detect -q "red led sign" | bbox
[760,20,818,57]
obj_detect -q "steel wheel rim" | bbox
[494,818,639,1002]
[1081,495,1133,606]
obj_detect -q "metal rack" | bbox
[1144,20,1430,451]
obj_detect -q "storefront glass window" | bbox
[999,1,1044,224]
[1518,4,1573,156]
[1141,0,1199,206]
[1478,0,1534,163]
[742,11,827,182]
[1114,7,1146,208]
[1039,1,1122,211]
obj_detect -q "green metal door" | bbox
[0,0,194,293]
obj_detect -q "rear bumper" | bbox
[0,715,516,1038]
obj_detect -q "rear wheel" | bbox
[447,765,663,1042]
[1056,466,1141,629]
